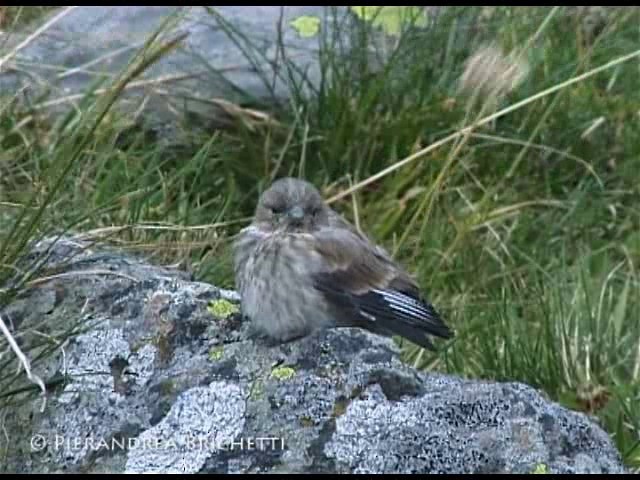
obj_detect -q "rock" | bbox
[0,235,629,473]
[0,6,357,136]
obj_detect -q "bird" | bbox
[232,177,454,351]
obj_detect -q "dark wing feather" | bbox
[310,227,453,350]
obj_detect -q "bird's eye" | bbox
[267,204,285,215]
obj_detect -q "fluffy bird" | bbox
[233,177,453,350]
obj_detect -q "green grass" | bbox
[1,6,639,470]
[0,6,55,30]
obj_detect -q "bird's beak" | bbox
[287,206,304,221]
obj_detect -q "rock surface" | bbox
[0,236,629,473]
[0,6,358,135]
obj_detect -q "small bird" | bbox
[233,177,453,350]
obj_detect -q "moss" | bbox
[532,463,549,474]
[158,379,176,396]
[249,378,265,401]
[332,398,350,418]
[299,415,315,428]
[208,346,224,361]
[270,365,296,381]
[207,298,239,319]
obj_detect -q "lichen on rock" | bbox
[0,235,630,474]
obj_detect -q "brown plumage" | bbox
[233,177,453,350]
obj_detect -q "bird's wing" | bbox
[310,227,453,350]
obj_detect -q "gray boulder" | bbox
[0,6,357,135]
[0,235,629,473]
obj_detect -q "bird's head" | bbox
[253,177,331,233]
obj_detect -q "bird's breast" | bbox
[251,233,322,280]
[234,231,333,341]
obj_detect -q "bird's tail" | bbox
[376,314,452,351]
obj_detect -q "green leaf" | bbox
[350,6,428,36]
[611,276,630,341]
[290,15,321,38]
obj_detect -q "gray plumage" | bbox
[233,177,453,350]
